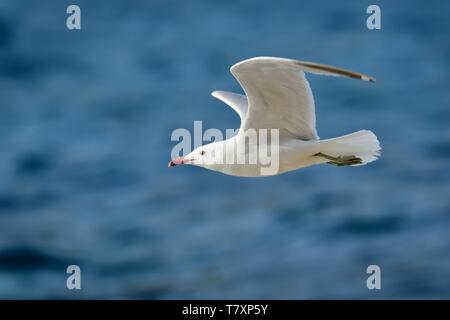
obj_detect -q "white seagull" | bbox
[169,57,381,177]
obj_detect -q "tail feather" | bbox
[318,130,381,166]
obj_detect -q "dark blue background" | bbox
[0,0,449,298]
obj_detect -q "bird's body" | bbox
[169,57,381,177]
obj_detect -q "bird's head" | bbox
[168,141,227,170]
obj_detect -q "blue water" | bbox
[0,0,449,299]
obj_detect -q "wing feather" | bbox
[211,91,248,123]
[230,57,375,140]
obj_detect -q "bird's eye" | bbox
[200,150,206,155]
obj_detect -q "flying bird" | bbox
[169,57,380,177]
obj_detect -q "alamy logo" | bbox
[366,5,381,30]
[66,265,81,290]
[366,265,381,290]
[66,5,81,30]
[170,121,280,175]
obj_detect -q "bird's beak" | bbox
[168,157,185,167]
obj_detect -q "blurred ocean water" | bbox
[0,0,449,299]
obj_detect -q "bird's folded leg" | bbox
[314,152,363,166]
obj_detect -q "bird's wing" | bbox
[211,90,248,123]
[230,57,375,140]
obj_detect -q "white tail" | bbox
[318,130,381,165]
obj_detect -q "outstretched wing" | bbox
[230,57,375,140]
[211,91,248,123]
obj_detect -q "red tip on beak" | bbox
[168,157,185,167]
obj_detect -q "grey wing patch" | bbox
[294,60,376,82]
